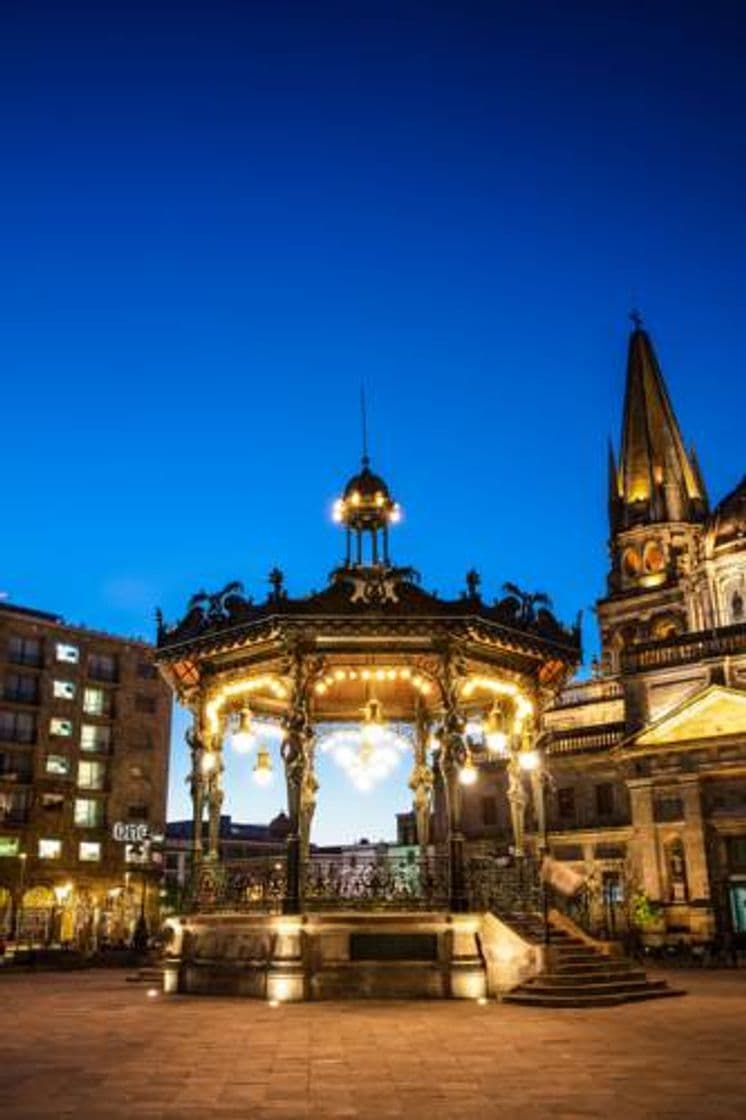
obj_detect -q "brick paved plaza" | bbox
[0,971,744,1119]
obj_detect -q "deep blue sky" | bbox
[2,2,745,841]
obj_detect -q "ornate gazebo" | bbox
[156,455,580,998]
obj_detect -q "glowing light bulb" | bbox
[483,703,509,756]
[459,753,478,786]
[253,746,274,786]
[232,709,257,754]
[518,749,540,772]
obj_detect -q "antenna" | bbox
[360,385,370,467]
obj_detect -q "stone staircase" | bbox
[500,912,684,1008]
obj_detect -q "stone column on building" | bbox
[627,778,663,901]
[679,776,712,936]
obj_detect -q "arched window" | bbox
[732,591,744,622]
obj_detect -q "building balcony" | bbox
[548,723,626,755]
[549,679,624,710]
[622,621,746,674]
[548,814,631,833]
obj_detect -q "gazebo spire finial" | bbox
[361,384,370,469]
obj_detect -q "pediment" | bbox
[634,685,746,747]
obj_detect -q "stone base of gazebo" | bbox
[162,910,544,1000]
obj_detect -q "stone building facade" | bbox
[455,322,746,945]
[0,602,172,945]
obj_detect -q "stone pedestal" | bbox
[164,911,490,1001]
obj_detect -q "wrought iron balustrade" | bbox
[465,855,542,916]
[302,852,449,910]
[191,858,287,913]
[190,851,450,912]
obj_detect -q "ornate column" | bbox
[281,653,314,914]
[409,702,434,851]
[299,741,319,863]
[206,751,224,862]
[507,751,527,857]
[438,652,468,912]
[186,714,206,867]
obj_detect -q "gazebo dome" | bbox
[709,475,746,551]
[343,461,392,503]
[333,456,402,566]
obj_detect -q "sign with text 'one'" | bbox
[112,821,150,844]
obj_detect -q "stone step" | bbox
[548,958,636,976]
[502,987,684,1009]
[522,978,670,998]
[537,969,650,987]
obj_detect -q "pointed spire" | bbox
[616,318,707,529]
[360,385,370,469]
[607,438,621,534]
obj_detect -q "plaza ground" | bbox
[0,971,744,1119]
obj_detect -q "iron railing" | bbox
[192,858,287,913]
[302,852,449,910]
[189,851,450,913]
[465,855,542,916]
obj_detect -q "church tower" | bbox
[599,317,709,668]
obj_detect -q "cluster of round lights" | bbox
[314,667,433,696]
[332,493,402,522]
[319,698,409,792]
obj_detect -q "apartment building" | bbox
[0,601,172,945]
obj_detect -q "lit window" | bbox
[83,687,109,716]
[0,836,19,858]
[45,754,71,776]
[80,724,112,752]
[79,841,101,862]
[74,798,102,828]
[53,680,76,700]
[56,643,79,664]
[39,838,62,859]
[77,760,105,790]
[50,717,73,737]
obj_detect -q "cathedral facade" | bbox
[513,322,746,946]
